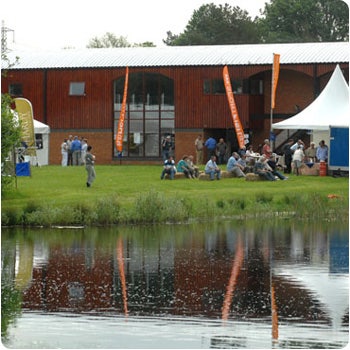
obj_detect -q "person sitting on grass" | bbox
[254,155,276,181]
[177,155,195,178]
[267,154,288,180]
[227,152,246,178]
[161,156,176,180]
[205,155,221,180]
[186,155,199,178]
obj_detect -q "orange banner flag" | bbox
[223,66,245,149]
[116,67,129,153]
[271,53,280,109]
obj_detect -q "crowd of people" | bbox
[161,134,329,181]
[61,135,96,187]
[61,135,89,167]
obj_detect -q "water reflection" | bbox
[2,221,348,349]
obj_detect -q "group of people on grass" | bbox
[161,155,199,180]
[161,134,329,181]
[61,135,89,167]
[61,135,96,187]
[282,138,328,175]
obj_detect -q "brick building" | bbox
[2,42,348,165]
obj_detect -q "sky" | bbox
[2,0,268,50]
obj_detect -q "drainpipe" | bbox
[43,69,47,124]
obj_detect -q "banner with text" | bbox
[271,53,280,109]
[14,98,37,157]
[116,67,129,153]
[223,66,245,149]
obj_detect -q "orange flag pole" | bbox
[223,66,245,149]
[117,237,128,317]
[222,238,244,321]
[270,53,280,151]
[116,67,129,155]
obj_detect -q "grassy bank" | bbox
[1,165,348,226]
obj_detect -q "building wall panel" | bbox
[2,62,347,165]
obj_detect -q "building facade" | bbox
[2,42,348,165]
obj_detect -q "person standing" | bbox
[161,135,172,161]
[194,134,204,165]
[61,138,68,166]
[81,138,88,165]
[216,138,227,165]
[292,146,305,176]
[205,155,221,180]
[71,136,82,166]
[66,134,73,166]
[204,136,217,160]
[85,145,96,187]
[305,142,316,163]
[316,140,328,162]
[283,139,294,174]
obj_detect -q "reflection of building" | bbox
[2,43,348,164]
[10,227,347,329]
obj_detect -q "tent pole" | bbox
[270,108,274,152]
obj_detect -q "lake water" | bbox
[1,220,348,349]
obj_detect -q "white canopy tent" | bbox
[272,65,349,130]
[34,119,50,165]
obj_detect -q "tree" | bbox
[258,0,349,42]
[1,43,21,192]
[133,41,156,47]
[87,32,156,48]
[163,3,260,45]
[1,93,22,192]
[87,33,131,48]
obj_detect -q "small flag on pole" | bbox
[271,53,280,110]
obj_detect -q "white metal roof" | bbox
[3,42,349,69]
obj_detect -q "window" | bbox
[249,79,264,95]
[69,82,85,96]
[114,73,174,158]
[9,83,23,96]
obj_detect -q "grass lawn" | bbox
[2,165,348,226]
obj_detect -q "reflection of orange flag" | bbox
[14,98,37,157]
[271,54,280,109]
[117,237,128,317]
[271,284,278,340]
[116,67,129,153]
[223,66,245,149]
[222,238,244,321]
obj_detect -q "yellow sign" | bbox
[14,98,37,157]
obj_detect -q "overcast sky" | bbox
[2,0,268,50]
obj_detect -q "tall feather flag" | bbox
[14,98,37,157]
[116,67,129,154]
[223,66,245,149]
[271,53,280,109]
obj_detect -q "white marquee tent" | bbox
[272,65,349,130]
[34,119,50,165]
